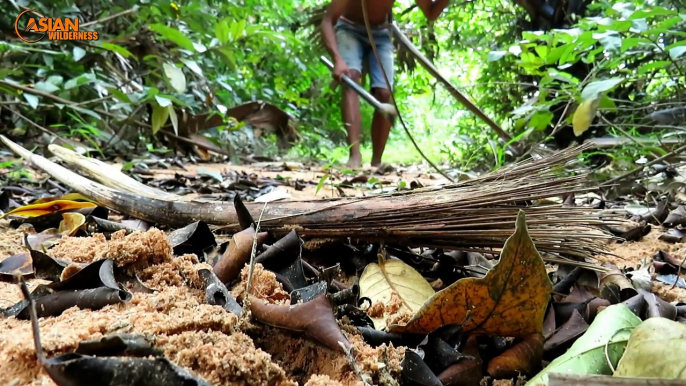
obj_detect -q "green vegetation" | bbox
[0,0,684,172]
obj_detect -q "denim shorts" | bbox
[334,18,395,90]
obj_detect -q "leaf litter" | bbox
[2,155,686,385]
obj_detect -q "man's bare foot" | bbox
[345,155,362,168]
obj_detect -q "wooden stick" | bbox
[390,23,513,144]
[549,373,686,386]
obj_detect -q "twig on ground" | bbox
[339,342,372,386]
[241,201,269,318]
[671,254,686,290]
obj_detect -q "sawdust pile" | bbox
[0,227,405,386]
[603,230,686,303]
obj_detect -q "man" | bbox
[321,0,449,167]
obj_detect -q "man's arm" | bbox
[416,0,449,21]
[320,0,348,63]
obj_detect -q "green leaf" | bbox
[525,304,641,386]
[231,19,246,40]
[669,46,686,60]
[621,37,649,52]
[216,48,237,68]
[155,95,172,107]
[46,75,64,87]
[215,20,230,44]
[581,77,624,101]
[64,73,96,90]
[487,50,507,62]
[615,318,686,378]
[99,42,133,58]
[149,24,195,51]
[593,31,622,51]
[108,88,131,103]
[34,81,60,93]
[530,111,554,131]
[162,62,186,93]
[638,60,671,74]
[534,45,549,59]
[168,105,179,135]
[151,103,169,134]
[659,16,684,30]
[72,46,86,62]
[629,6,676,20]
[180,58,203,76]
[67,105,101,120]
[315,174,330,195]
[598,95,617,112]
[23,93,39,109]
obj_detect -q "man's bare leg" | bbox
[370,87,392,167]
[341,71,363,167]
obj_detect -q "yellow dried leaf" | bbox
[58,212,86,236]
[572,97,600,137]
[359,258,435,330]
[388,210,552,337]
[0,199,96,219]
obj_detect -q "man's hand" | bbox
[333,58,351,81]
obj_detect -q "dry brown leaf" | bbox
[212,226,268,284]
[487,333,545,378]
[248,294,351,352]
[359,257,435,330]
[437,336,483,386]
[388,210,552,337]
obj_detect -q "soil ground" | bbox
[1,160,685,385]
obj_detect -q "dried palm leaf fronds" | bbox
[1,136,624,261]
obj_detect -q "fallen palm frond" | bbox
[1,135,625,261]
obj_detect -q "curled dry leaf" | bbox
[544,309,589,353]
[85,216,140,235]
[255,230,307,290]
[233,194,255,230]
[17,277,213,386]
[487,333,544,378]
[389,210,552,337]
[17,287,132,319]
[167,221,217,257]
[423,335,474,375]
[638,289,677,320]
[614,317,686,379]
[30,249,84,282]
[57,212,86,236]
[400,350,442,386]
[0,252,33,281]
[359,257,435,330]
[212,226,268,284]
[437,336,483,386]
[197,268,242,316]
[75,334,163,357]
[659,229,685,243]
[357,326,425,348]
[248,293,351,352]
[663,205,686,227]
[598,262,637,303]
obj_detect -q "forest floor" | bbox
[1,158,685,386]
